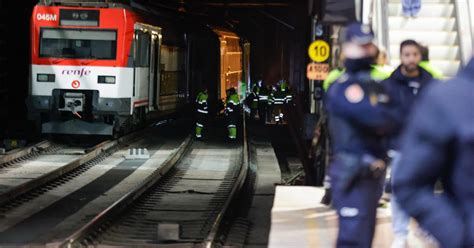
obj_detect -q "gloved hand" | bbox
[369,159,386,178]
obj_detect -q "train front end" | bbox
[28,5,135,135]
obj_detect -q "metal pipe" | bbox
[258,10,295,30]
[466,1,474,55]
[355,0,362,22]
[309,17,316,114]
[468,1,474,53]
[197,2,289,7]
[454,0,473,65]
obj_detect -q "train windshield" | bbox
[39,28,117,60]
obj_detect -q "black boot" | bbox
[321,188,332,206]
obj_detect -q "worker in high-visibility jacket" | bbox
[225,87,240,140]
[245,85,259,121]
[195,88,209,139]
[271,82,288,124]
[281,80,293,103]
[419,45,444,79]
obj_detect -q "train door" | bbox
[149,32,161,111]
[133,28,151,109]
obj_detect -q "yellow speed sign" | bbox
[308,40,330,62]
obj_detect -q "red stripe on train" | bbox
[133,99,149,107]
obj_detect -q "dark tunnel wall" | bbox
[233,1,310,95]
[1,1,38,140]
[0,0,7,124]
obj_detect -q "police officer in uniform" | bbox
[195,88,209,139]
[225,87,240,140]
[325,22,399,247]
[393,58,474,248]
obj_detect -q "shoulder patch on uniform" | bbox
[361,25,371,34]
[345,84,364,103]
[369,94,378,106]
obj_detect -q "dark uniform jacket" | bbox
[393,59,474,248]
[382,65,434,149]
[326,71,399,158]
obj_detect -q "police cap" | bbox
[345,22,374,45]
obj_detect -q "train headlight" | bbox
[37,74,55,82]
[98,76,116,84]
[80,12,88,20]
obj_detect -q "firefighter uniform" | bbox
[270,81,291,124]
[225,88,240,140]
[271,87,287,123]
[195,90,208,139]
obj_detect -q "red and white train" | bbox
[27,1,250,136]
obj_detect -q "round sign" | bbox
[308,40,330,62]
[71,80,80,89]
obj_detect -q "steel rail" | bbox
[0,130,144,207]
[0,140,53,166]
[57,135,193,248]
[203,114,249,248]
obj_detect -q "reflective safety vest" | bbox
[323,68,345,92]
[323,65,393,92]
[285,91,293,103]
[258,86,270,103]
[419,61,444,79]
[252,85,260,95]
[248,92,259,109]
[271,90,287,105]
[371,64,393,81]
[226,93,240,114]
[196,91,209,114]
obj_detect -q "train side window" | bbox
[136,30,150,67]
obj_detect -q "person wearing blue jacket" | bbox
[393,58,474,248]
[381,39,434,248]
[326,22,400,247]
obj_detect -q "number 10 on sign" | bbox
[308,40,330,63]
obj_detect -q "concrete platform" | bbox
[0,154,79,194]
[245,141,282,247]
[268,186,438,248]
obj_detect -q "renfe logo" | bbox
[62,68,91,77]
[71,80,80,89]
[37,13,57,21]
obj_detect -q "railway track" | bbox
[57,123,249,248]
[0,140,59,168]
[0,132,144,209]
[0,120,192,246]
